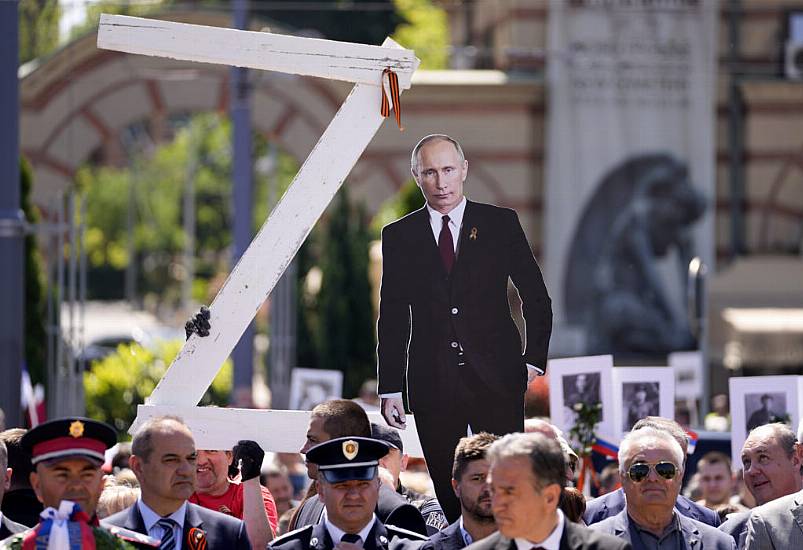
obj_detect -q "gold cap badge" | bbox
[342,440,359,461]
[69,420,85,438]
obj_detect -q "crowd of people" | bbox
[3,397,803,549]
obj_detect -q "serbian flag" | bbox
[22,501,96,550]
[592,436,619,459]
[21,365,47,428]
[686,429,699,455]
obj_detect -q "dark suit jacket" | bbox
[584,488,721,527]
[428,520,466,550]
[718,510,749,548]
[292,484,427,536]
[377,201,552,410]
[0,514,28,540]
[464,522,631,550]
[270,517,427,550]
[591,509,736,549]
[102,501,251,549]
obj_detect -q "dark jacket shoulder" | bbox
[103,502,250,550]
[428,521,465,550]
[590,510,734,549]
[718,509,749,546]
[561,521,631,550]
[584,488,720,528]
[269,524,314,549]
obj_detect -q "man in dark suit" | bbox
[270,437,427,550]
[429,433,498,550]
[290,400,426,536]
[0,440,26,539]
[103,415,251,549]
[0,428,42,528]
[584,417,720,527]
[465,432,628,550]
[719,422,803,547]
[590,428,734,549]
[377,134,552,521]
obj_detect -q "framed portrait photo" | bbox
[548,355,615,440]
[729,376,803,470]
[289,368,343,411]
[612,367,675,440]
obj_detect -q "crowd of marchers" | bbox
[2,399,803,549]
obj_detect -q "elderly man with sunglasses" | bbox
[590,427,736,549]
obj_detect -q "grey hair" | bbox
[131,415,191,462]
[618,427,684,475]
[632,417,689,455]
[749,423,797,458]
[410,134,465,175]
[487,432,565,490]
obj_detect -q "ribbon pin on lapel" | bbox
[380,68,404,131]
[469,227,478,240]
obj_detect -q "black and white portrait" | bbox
[622,382,660,431]
[289,368,343,411]
[562,372,602,425]
[745,392,788,432]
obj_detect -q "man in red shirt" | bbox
[190,440,278,549]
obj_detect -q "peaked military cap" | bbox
[22,416,117,466]
[306,436,389,483]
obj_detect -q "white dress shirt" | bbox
[322,509,377,545]
[513,509,565,550]
[138,499,187,550]
[425,197,467,253]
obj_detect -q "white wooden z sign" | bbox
[97,14,424,455]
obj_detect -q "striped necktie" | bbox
[157,518,178,550]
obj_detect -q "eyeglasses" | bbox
[627,461,678,482]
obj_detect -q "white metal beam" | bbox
[133,405,424,457]
[98,14,417,89]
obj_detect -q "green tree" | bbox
[19,0,60,64]
[76,113,297,305]
[20,157,48,385]
[371,179,424,237]
[84,340,232,437]
[314,188,375,397]
[392,0,449,69]
[67,0,165,41]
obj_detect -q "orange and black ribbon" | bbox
[187,527,208,550]
[381,67,403,131]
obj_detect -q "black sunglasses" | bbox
[627,461,678,482]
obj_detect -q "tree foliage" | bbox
[371,179,424,237]
[295,188,375,398]
[84,340,232,437]
[391,0,449,69]
[19,0,60,64]
[76,113,297,305]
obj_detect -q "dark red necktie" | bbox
[439,215,455,274]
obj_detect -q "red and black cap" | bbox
[21,417,117,466]
[306,436,390,483]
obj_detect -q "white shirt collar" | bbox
[322,509,377,545]
[458,516,473,547]
[425,197,467,251]
[513,509,564,550]
[426,196,467,230]
[137,498,187,533]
